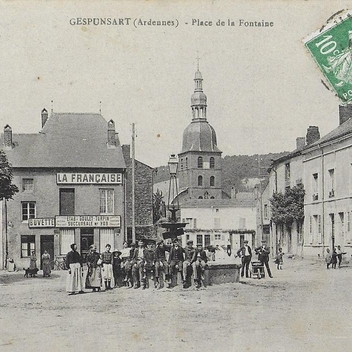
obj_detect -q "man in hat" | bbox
[182,239,195,288]
[154,240,170,285]
[132,239,147,289]
[112,249,122,287]
[101,244,114,289]
[168,238,184,285]
[191,243,208,288]
[255,240,273,278]
[236,240,252,278]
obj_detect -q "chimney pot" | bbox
[306,126,320,145]
[107,119,116,146]
[339,104,352,125]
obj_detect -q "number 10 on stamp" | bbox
[305,14,352,103]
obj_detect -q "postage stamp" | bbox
[305,12,352,103]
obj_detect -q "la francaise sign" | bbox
[57,173,122,184]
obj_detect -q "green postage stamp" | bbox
[305,12,352,103]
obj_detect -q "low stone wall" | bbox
[205,263,241,285]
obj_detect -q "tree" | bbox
[270,184,305,249]
[0,150,19,269]
[0,150,18,201]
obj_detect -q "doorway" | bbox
[80,228,94,261]
[40,235,54,269]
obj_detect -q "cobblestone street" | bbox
[1,258,351,352]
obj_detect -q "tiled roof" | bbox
[1,113,126,169]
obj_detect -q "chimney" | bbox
[121,145,131,166]
[296,137,305,150]
[306,126,320,145]
[339,104,352,125]
[4,125,12,149]
[107,120,116,146]
[115,132,121,146]
[41,108,49,127]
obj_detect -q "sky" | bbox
[0,0,350,167]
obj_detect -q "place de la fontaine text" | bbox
[190,19,274,27]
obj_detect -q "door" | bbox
[80,228,94,261]
[40,235,54,269]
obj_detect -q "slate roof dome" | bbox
[191,91,207,106]
[181,119,221,153]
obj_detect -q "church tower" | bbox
[177,66,223,201]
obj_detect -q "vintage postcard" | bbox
[0,1,351,352]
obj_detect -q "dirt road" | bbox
[1,259,351,352]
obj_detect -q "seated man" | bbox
[132,240,146,289]
[154,240,170,284]
[191,243,208,288]
[168,238,184,285]
[182,239,195,288]
[143,240,156,288]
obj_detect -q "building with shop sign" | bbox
[0,109,153,270]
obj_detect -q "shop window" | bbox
[210,176,215,187]
[60,229,75,255]
[100,229,114,253]
[59,188,75,215]
[100,189,114,214]
[21,235,35,257]
[22,178,34,192]
[204,234,211,247]
[210,157,215,169]
[22,202,35,221]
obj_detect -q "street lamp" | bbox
[167,154,179,222]
[161,154,186,240]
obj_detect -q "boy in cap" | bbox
[101,244,114,289]
[182,239,195,288]
[191,243,208,288]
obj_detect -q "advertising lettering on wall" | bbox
[55,215,121,228]
[56,173,122,184]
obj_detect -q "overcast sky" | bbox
[0,1,349,167]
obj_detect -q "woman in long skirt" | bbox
[65,243,84,295]
[29,250,37,270]
[42,250,51,277]
[85,245,102,292]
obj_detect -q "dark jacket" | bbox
[66,250,83,268]
[155,245,170,261]
[184,246,195,262]
[168,245,184,263]
[191,249,208,263]
[237,245,252,258]
[255,245,270,262]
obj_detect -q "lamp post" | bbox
[161,154,187,240]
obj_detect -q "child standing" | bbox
[325,248,332,269]
[275,248,284,270]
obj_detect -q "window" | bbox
[185,157,188,169]
[285,163,290,180]
[100,189,114,214]
[210,157,215,169]
[198,196,203,199]
[186,218,192,229]
[214,234,221,241]
[312,173,318,200]
[210,196,215,199]
[210,176,215,187]
[197,234,203,246]
[186,234,190,241]
[22,178,34,192]
[309,216,313,243]
[205,234,210,247]
[198,156,203,168]
[59,188,75,215]
[100,229,114,253]
[22,202,35,221]
[193,218,197,229]
[21,235,35,257]
[204,191,209,199]
[198,175,203,186]
[328,169,335,197]
[60,229,75,255]
[180,158,184,171]
[264,204,269,219]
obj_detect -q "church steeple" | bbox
[191,60,207,120]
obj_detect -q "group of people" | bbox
[65,238,209,295]
[236,239,277,278]
[27,249,51,277]
[325,245,346,269]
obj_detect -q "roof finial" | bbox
[196,52,200,71]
